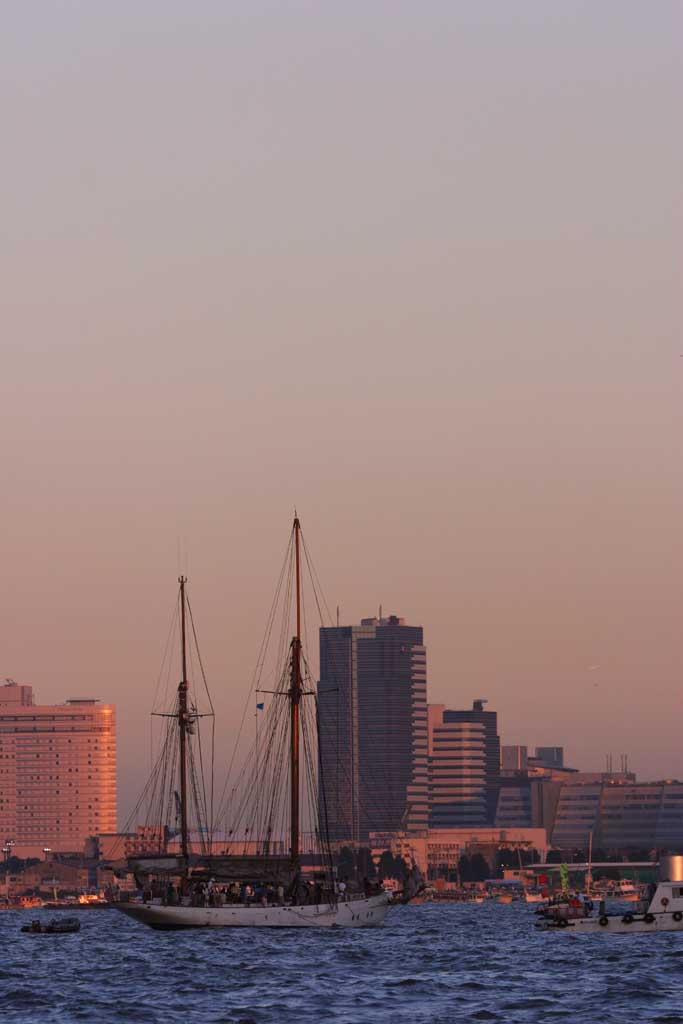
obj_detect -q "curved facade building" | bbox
[428,705,487,827]
[0,681,116,855]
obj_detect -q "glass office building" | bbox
[317,616,428,844]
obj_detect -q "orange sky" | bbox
[2,2,681,823]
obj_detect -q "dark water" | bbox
[2,902,683,1024]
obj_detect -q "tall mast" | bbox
[290,517,302,866]
[178,576,190,862]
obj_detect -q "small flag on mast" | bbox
[256,702,264,711]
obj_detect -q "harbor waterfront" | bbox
[4,901,683,1023]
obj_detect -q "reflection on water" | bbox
[2,901,683,1023]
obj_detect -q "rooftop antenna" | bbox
[379,604,382,622]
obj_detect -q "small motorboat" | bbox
[21,916,81,934]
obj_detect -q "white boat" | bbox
[117,892,391,929]
[114,517,407,931]
[537,855,683,934]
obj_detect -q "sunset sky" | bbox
[2,1,681,823]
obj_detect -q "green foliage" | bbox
[356,846,376,881]
[458,855,472,882]
[337,846,355,881]
[2,856,40,874]
[470,853,490,882]
[495,848,517,871]
[627,849,650,863]
[377,850,395,878]
[392,854,407,881]
[376,849,406,881]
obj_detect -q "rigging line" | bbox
[216,663,286,831]
[216,631,292,831]
[185,634,211,839]
[243,685,288,841]
[209,715,215,843]
[214,528,294,821]
[112,725,175,858]
[221,685,286,838]
[194,705,209,840]
[148,613,179,800]
[150,592,181,714]
[235,686,285,844]
[300,529,335,627]
[187,742,208,853]
[301,559,311,681]
[314,696,336,880]
[185,591,215,716]
[185,589,216,841]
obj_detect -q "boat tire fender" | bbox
[622,914,634,925]
[644,913,655,924]
[599,915,609,927]
[673,911,682,923]
[557,918,569,928]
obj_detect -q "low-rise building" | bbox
[13,860,89,896]
[370,827,549,878]
[551,779,683,853]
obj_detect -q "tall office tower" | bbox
[317,616,428,844]
[0,681,117,853]
[427,704,487,827]
[440,701,500,822]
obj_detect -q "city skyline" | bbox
[3,593,679,839]
[4,587,683,827]
[2,0,681,821]
[2,1,682,1018]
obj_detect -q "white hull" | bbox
[539,911,683,935]
[115,893,392,929]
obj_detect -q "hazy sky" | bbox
[2,1,681,823]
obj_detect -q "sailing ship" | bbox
[115,517,394,929]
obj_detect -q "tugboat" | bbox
[537,856,683,933]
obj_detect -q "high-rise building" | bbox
[317,616,428,844]
[0,681,116,854]
[427,705,487,827]
[438,701,500,822]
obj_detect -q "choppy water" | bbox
[2,902,683,1023]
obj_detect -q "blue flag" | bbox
[256,702,264,711]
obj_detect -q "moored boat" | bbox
[537,856,683,934]
[21,916,81,934]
